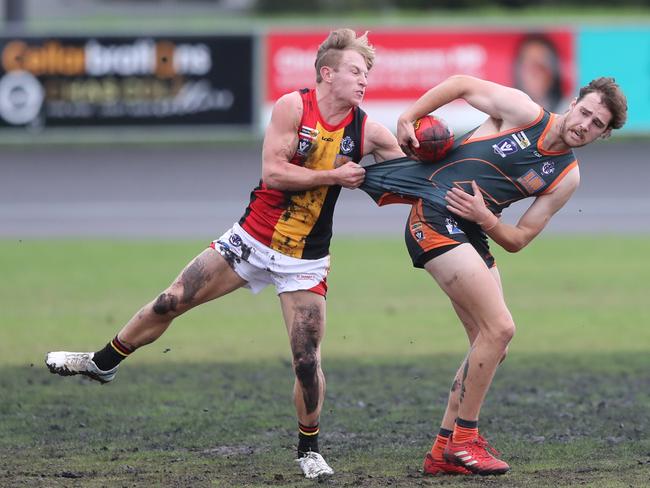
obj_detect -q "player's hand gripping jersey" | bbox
[239,88,366,259]
[362,109,577,214]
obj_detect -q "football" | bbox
[411,115,454,162]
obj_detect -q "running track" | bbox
[3,141,649,238]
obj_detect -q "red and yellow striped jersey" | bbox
[239,88,367,259]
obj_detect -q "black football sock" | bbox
[297,422,319,457]
[92,336,133,371]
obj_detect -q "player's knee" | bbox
[293,351,319,387]
[487,316,516,347]
[152,291,183,316]
[498,346,509,365]
[497,322,516,346]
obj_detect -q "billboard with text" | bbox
[0,35,254,128]
[266,29,575,133]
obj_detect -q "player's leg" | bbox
[425,244,513,474]
[439,266,505,430]
[424,299,482,476]
[427,276,507,475]
[117,247,245,347]
[279,289,333,478]
[46,246,246,383]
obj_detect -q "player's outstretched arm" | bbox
[363,119,405,163]
[397,75,540,149]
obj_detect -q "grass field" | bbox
[2,236,649,487]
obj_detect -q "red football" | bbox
[411,115,454,162]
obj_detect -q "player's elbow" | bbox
[503,243,524,253]
[502,236,531,253]
[446,74,478,94]
[262,167,285,190]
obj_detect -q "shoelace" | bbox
[298,452,332,476]
[476,435,501,458]
[65,353,91,371]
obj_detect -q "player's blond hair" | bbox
[314,29,375,83]
[578,77,627,130]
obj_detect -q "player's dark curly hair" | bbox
[578,77,627,130]
[314,29,375,83]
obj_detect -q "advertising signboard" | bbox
[0,35,254,128]
[266,29,575,132]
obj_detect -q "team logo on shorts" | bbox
[414,230,424,241]
[445,217,464,235]
[229,233,242,247]
[541,161,555,175]
[295,273,316,281]
[340,136,355,154]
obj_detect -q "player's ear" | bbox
[320,65,334,83]
[600,128,612,139]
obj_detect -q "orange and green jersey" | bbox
[240,88,366,259]
[362,108,577,215]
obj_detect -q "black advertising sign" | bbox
[0,35,254,127]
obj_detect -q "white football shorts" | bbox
[211,223,330,296]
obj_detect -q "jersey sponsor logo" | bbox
[298,125,319,156]
[541,161,555,175]
[533,150,543,158]
[511,131,531,149]
[299,125,318,140]
[340,135,355,154]
[517,169,546,193]
[298,139,312,155]
[445,217,464,235]
[321,136,334,142]
[492,138,518,158]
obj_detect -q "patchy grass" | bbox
[2,237,649,486]
[2,355,649,487]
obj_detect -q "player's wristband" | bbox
[479,213,499,232]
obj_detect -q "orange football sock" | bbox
[430,433,450,461]
[453,419,479,443]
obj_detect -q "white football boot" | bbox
[45,351,118,384]
[296,451,334,479]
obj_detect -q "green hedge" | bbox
[255,0,650,12]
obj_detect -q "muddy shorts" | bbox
[405,200,495,269]
[211,223,330,296]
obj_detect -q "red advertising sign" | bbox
[266,29,575,113]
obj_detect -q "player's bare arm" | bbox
[445,167,579,252]
[397,75,540,150]
[262,92,365,190]
[363,119,405,162]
